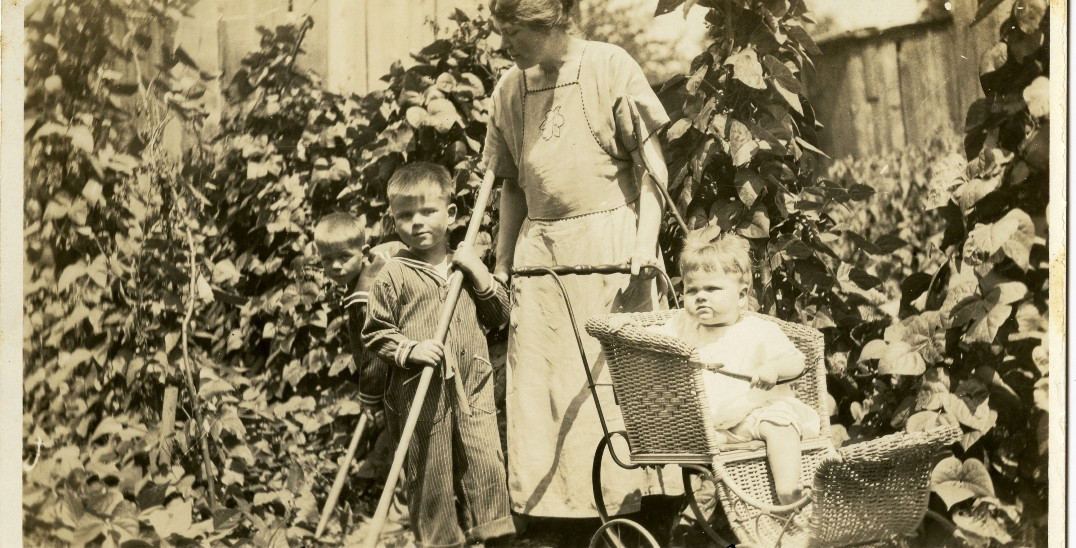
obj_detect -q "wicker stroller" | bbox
[585,308,962,547]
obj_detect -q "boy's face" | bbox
[682,268,748,326]
[389,189,456,254]
[317,239,365,287]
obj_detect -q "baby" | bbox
[654,232,820,505]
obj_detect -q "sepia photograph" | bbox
[7,0,1065,546]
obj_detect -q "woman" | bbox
[483,0,677,521]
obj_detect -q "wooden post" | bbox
[159,385,179,467]
[181,228,217,511]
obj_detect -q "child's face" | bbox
[389,189,455,254]
[317,239,365,287]
[682,268,748,326]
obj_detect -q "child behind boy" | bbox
[313,213,407,517]
[361,162,515,547]
[652,233,820,505]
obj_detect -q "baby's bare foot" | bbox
[776,486,804,506]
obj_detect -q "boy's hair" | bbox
[386,162,455,203]
[314,212,366,249]
[680,231,753,284]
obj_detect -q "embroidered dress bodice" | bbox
[514,44,637,220]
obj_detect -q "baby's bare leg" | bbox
[757,422,803,505]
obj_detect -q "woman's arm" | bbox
[494,176,527,283]
[631,139,667,276]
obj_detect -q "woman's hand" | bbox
[629,247,660,279]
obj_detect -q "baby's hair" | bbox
[490,0,576,30]
[386,162,455,203]
[314,212,366,249]
[680,231,753,284]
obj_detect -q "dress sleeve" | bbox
[610,46,669,146]
[483,76,521,179]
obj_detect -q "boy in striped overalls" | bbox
[362,162,515,547]
[314,213,407,523]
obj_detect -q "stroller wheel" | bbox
[589,518,660,548]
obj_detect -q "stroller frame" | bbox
[511,262,960,548]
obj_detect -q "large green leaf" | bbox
[145,497,194,539]
[931,457,995,509]
[734,168,766,207]
[724,47,767,90]
[728,119,758,166]
[877,340,926,376]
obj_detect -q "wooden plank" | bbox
[897,30,954,148]
[862,40,905,152]
[366,2,412,90]
[324,0,368,95]
[217,0,290,81]
[409,0,437,49]
[436,0,484,22]
[175,0,224,149]
[845,50,876,158]
[948,0,1015,129]
[292,0,330,84]
[808,45,859,159]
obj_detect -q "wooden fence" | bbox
[176,0,484,96]
[172,0,1012,160]
[807,0,1014,159]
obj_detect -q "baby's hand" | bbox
[751,366,778,390]
[407,340,445,368]
[452,243,492,293]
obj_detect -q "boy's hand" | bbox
[452,243,492,293]
[407,340,445,368]
[355,246,394,293]
[751,365,778,390]
[361,405,385,430]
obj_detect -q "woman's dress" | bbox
[484,41,677,518]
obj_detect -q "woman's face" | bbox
[491,17,551,69]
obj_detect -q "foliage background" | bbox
[21,0,1052,546]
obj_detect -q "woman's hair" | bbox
[490,0,576,30]
[679,231,753,284]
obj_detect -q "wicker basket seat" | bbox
[585,309,961,547]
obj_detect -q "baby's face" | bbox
[682,268,747,326]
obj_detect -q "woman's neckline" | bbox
[522,39,588,90]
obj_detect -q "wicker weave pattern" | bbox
[808,425,963,547]
[585,310,717,461]
[585,310,958,547]
[715,444,834,548]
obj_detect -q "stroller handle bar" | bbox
[512,262,642,277]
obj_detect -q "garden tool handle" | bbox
[314,413,368,539]
[362,159,500,548]
[626,96,689,235]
